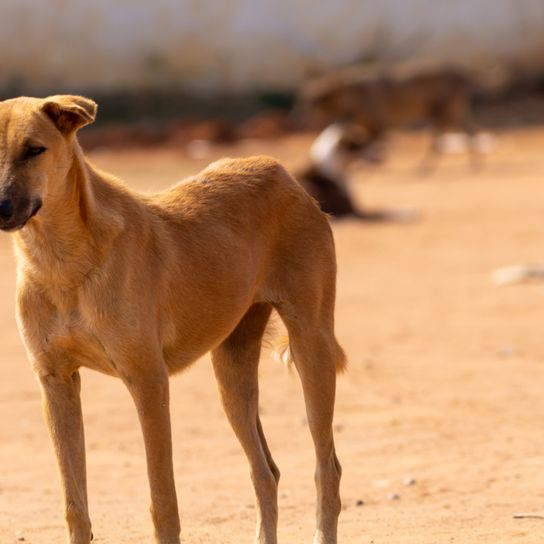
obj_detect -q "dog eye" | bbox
[23,146,47,160]
[343,141,363,151]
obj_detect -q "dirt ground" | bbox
[2,127,544,543]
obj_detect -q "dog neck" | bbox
[309,124,348,188]
[13,142,123,290]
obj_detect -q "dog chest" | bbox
[42,326,119,376]
[17,291,119,377]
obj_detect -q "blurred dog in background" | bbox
[296,123,417,221]
[297,63,490,170]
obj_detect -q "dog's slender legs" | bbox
[123,368,180,544]
[212,303,279,544]
[38,370,92,544]
[464,117,483,171]
[287,327,342,544]
[256,417,280,489]
[418,128,443,174]
[276,263,343,544]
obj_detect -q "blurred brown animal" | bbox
[0,95,346,544]
[298,63,480,169]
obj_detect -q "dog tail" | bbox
[335,342,348,374]
[275,335,293,367]
[275,335,347,374]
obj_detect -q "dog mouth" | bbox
[29,198,43,219]
[0,199,42,232]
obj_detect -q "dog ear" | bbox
[41,95,97,134]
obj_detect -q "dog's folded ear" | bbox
[41,95,97,135]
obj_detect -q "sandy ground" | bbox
[2,128,544,543]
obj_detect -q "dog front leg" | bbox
[123,368,181,544]
[37,369,92,544]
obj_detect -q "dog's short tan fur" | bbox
[0,96,346,544]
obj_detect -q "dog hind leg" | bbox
[275,283,344,544]
[212,302,279,544]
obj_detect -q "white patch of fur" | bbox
[309,123,349,188]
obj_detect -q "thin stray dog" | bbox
[298,63,481,169]
[0,95,346,544]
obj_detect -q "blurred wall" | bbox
[1,0,543,93]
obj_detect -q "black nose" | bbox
[0,199,13,220]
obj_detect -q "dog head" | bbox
[335,123,386,164]
[310,123,386,173]
[0,95,96,231]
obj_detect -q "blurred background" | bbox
[1,0,543,132]
[2,2,544,544]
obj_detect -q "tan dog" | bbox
[0,95,346,544]
[298,63,480,169]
